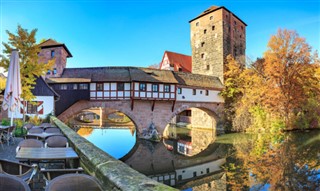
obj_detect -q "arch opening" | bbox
[163,107,218,157]
[67,106,137,159]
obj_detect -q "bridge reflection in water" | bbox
[74,122,228,190]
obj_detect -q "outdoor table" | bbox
[16,147,79,168]
[27,132,63,139]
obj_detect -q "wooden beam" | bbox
[151,100,156,111]
[171,100,176,112]
[131,98,134,111]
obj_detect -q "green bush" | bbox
[1,118,10,126]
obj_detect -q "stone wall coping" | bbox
[51,116,177,191]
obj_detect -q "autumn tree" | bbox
[0,25,54,101]
[0,25,55,121]
[263,29,320,127]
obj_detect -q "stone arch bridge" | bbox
[58,100,224,135]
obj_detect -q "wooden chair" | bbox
[45,174,102,191]
[22,123,34,131]
[16,139,44,154]
[0,159,37,185]
[27,127,44,134]
[0,173,31,191]
[40,167,84,185]
[45,136,69,148]
[3,126,16,146]
[44,127,61,134]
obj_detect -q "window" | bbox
[139,83,146,91]
[206,90,209,96]
[201,42,205,47]
[117,83,124,91]
[212,25,215,30]
[47,70,51,75]
[204,29,207,34]
[201,53,205,59]
[206,65,210,70]
[72,84,78,90]
[27,102,37,114]
[241,26,244,31]
[196,22,199,26]
[51,50,55,58]
[152,84,158,92]
[178,68,182,72]
[53,68,57,75]
[193,89,196,95]
[177,88,182,94]
[60,84,67,90]
[164,85,170,92]
[96,83,103,91]
[234,21,237,25]
[79,84,88,90]
[210,16,213,20]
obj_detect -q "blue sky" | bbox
[1,0,319,68]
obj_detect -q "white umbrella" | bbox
[2,50,22,126]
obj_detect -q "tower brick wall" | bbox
[38,46,68,78]
[190,6,246,83]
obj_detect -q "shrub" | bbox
[28,115,42,125]
[1,118,10,126]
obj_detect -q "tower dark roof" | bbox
[189,6,247,26]
[39,39,73,58]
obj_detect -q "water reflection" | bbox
[163,124,216,156]
[76,126,136,159]
[226,130,320,190]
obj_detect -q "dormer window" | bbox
[51,50,55,58]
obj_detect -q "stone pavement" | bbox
[0,137,45,191]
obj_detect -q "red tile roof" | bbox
[160,51,192,73]
[39,39,73,58]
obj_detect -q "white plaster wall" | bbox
[175,159,225,180]
[10,96,54,119]
[176,88,224,103]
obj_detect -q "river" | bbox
[76,125,320,190]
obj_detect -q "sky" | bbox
[0,0,319,69]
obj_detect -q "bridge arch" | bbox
[58,100,223,135]
[57,100,141,132]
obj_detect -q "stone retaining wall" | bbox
[51,116,177,191]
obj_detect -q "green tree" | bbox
[0,25,54,101]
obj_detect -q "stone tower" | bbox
[38,39,72,78]
[189,6,247,82]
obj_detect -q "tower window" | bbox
[51,50,55,58]
[210,16,213,20]
[196,22,199,26]
[212,25,215,30]
[206,90,209,96]
[204,29,207,34]
[201,42,205,47]
[241,26,244,30]
[201,53,205,59]
[206,65,210,70]
[234,21,237,25]
[193,89,196,95]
